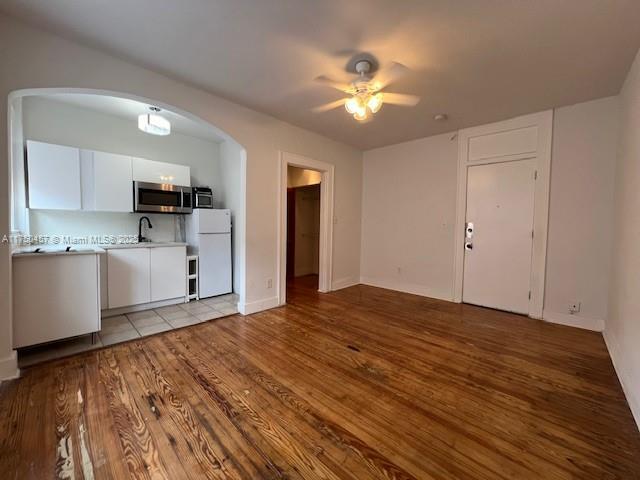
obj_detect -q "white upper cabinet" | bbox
[26,140,190,212]
[27,140,82,210]
[91,151,133,212]
[132,157,191,186]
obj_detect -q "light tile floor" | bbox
[18,294,239,367]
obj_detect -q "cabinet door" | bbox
[107,248,150,308]
[169,163,191,186]
[93,151,133,212]
[13,254,100,348]
[27,140,81,210]
[150,246,186,301]
[132,157,191,186]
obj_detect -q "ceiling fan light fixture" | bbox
[138,107,171,136]
[345,96,361,114]
[313,58,418,122]
[367,93,383,113]
[356,103,367,117]
[353,107,369,122]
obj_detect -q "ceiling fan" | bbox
[312,59,420,122]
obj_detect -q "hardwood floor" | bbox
[1,277,639,479]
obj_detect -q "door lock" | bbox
[466,222,474,238]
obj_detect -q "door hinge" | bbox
[528,291,532,300]
[531,230,534,239]
[534,170,538,180]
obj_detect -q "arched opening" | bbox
[7,88,247,356]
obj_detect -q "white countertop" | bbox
[100,241,188,250]
[12,245,106,257]
[12,241,188,257]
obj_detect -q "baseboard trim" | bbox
[332,276,360,291]
[604,329,640,431]
[542,310,604,332]
[360,276,453,302]
[239,296,279,316]
[0,351,20,382]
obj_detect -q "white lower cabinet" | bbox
[13,253,101,348]
[107,248,151,308]
[150,246,187,302]
[107,246,186,309]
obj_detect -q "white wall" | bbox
[361,98,619,324]
[606,49,640,428]
[544,97,618,330]
[361,133,458,300]
[217,139,245,297]
[0,14,363,379]
[8,96,26,234]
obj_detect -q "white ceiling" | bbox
[36,94,225,142]
[3,0,640,150]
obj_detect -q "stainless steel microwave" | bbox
[193,187,214,209]
[134,181,193,214]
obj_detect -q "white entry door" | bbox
[463,159,536,314]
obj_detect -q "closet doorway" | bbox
[286,168,321,291]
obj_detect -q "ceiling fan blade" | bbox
[312,98,348,113]
[314,75,353,93]
[382,92,421,106]
[372,62,409,91]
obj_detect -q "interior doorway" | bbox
[278,151,334,306]
[286,168,321,291]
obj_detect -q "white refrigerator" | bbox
[186,209,232,298]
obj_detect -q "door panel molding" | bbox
[453,110,553,318]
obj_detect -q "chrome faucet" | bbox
[138,216,153,243]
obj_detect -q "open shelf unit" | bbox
[186,255,199,301]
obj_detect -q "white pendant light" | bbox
[138,107,171,136]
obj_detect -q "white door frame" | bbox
[278,151,334,305]
[452,110,553,319]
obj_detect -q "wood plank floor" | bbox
[1,276,639,479]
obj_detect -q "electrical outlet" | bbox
[266,278,273,289]
[568,301,581,315]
